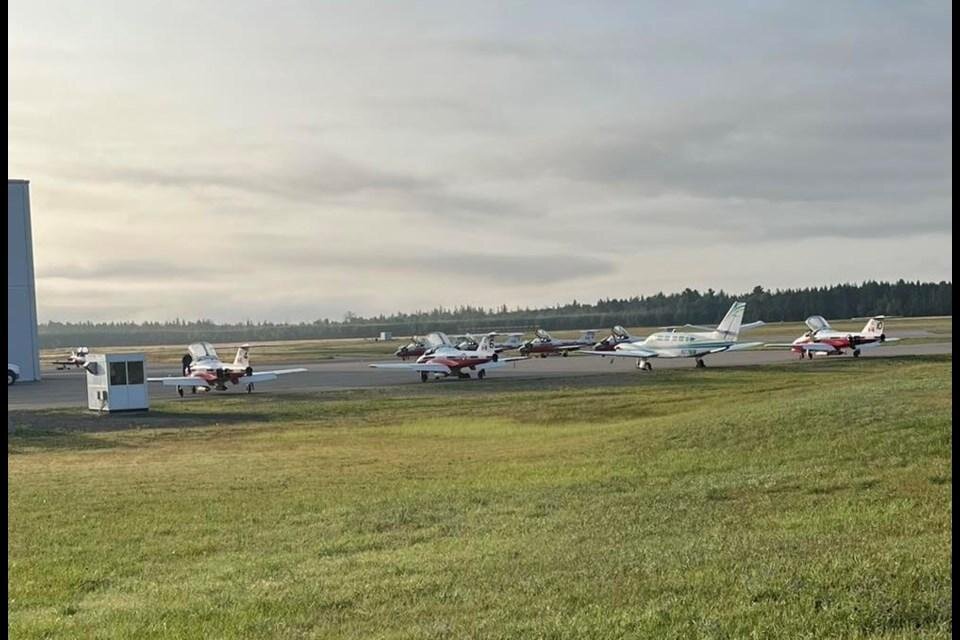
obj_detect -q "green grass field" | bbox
[8,356,952,638]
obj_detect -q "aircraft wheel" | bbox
[562,351,568,357]
[191,386,197,394]
[695,359,706,368]
[807,351,813,360]
[644,362,653,371]
[478,369,486,380]
[420,372,429,383]
[541,353,548,359]
[853,349,861,358]
[247,383,255,393]
[177,385,184,397]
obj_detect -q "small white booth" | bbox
[85,353,150,412]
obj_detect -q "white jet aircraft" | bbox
[369,333,527,382]
[51,346,90,370]
[765,315,899,359]
[148,342,306,396]
[578,302,764,369]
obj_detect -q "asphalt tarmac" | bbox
[7,342,952,410]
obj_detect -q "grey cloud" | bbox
[243,243,614,285]
[36,260,213,281]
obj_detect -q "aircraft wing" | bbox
[254,368,308,376]
[147,376,212,387]
[765,342,834,352]
[369,363,452,374]
[578,347,660,358]
[556,344,586,351]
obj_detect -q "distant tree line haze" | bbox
[38,280,952,348]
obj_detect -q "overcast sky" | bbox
[9,1,952,322]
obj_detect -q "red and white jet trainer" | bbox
[369,333,527,382]
[518,329,600,358]
[147,342,306,396]
[51,346,90,370]
[766,315,898,359]
[592,326,633,352]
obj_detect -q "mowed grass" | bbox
[8,356,952,639]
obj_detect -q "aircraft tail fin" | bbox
[233,344,251,367]
[478,333,496,354]
[714,302,746,340]
[861,316,886,337]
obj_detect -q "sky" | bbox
[8,1,952,323]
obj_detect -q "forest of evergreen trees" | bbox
[37,280,952,348]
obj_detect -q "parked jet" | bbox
[519,329,601,357]
[456,332,525,352]
[766,315,898,359]
[592,326,633,352]
[395,336,429,361]
[51,346,90,370]
[370,333,527,382]
[578,302,764,369]
[148,342,306,396]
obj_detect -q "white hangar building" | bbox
[8,179,41,382]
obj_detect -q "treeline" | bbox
[38,280,952,348]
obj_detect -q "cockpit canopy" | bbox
[424,332,454,348]
[188,342,219,360]
[804,315,831,332]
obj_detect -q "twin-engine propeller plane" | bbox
[578,302,764,369]
[519,329,600,357]
[147,342,306,396]
[51,347,90,370]
[370,332,527,382]
[765,315,898,359]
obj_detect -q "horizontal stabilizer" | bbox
[721,341,764,352]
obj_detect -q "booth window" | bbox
[127,361,144,385]
[110,361,128,385]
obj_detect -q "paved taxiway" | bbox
[7,342,952,410]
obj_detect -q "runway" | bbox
[7,342,952,410]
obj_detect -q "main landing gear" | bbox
[852,349,861,358]
[177,385,183,397]
[695,358,706,368]
[246,383,255,393]
[636,359,652,371]
[421,372,429,383]
[477,369,486,380]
